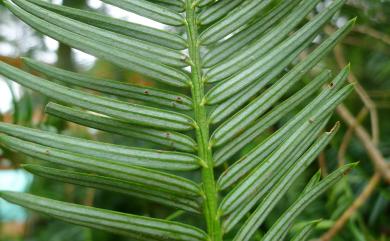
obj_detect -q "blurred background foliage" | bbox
[0,0,389,240]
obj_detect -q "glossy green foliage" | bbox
[0,0,356,241]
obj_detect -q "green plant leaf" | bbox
[0,135,201,197]
[200,0,273,45]
[4,0,190,87]
[101,0,184,26]
[208,36,313,125]
[261,172,322,241]
[0,61,195,130]
[234,163,357,241]
[28,0,187,49]
[45,103,197,152]
[152,1,185,13]
[219,85,353,215]
[204,0,346,103]
[23,164,201,213]
[290,221,320,241]
[23,57,193,111]
[14,0,187,67]
[213,70,332,166]
[202,0,301,68]
[0,0,357,240]
[197,0,241,25]
[304,170,323,193]
[210,19,355,146]
[149,0,184,8]
[217,81,351,191]
[198,0,215,7]
[0,122,201,171]
[214,66,349,166]
[232,124,340,241]
[222,118,330,233]
[204,0,320,79]
[0,192,208,241]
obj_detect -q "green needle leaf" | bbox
[0,192,208,241]
[23,58,193,111]
[209,36,313,125]
[197,0,241,25]
[222,119,330,233]
[262,173,322,241]
[15,0,187,67]
[27,0,187,50]
[0,61,195,131]
[101,0,184,26]
[24,164,201,213]
[200,0,273,45]
[219,85,353,215]
[45,103,197,152]
[151,1,185,13]
[204,0,320,79]
[235,163,357,241]
[232,125,341,241]
[202,0,301,68]
[216,67,350,188]
[204,0,346,104]
[210,19,355,145]
[198,0,215,7]
[0,122,201,171]
[0,135,201,197]
[290,220,321,241]
[4,0,190,87]
[213,70,332,166]
[0,0,356,240]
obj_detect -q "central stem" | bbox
[184,1,222,240]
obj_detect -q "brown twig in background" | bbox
[346,0,370,12]
[320,172,381,241]
[317,30,389,238]
[84,188,96,207]
[337,105,390,182]
[333,45,380,144]
[338,107,368,167]
[353,25,390,46]
[318,152,329,177]
[320,103,386,240]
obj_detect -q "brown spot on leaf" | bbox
[175,97,183,103]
